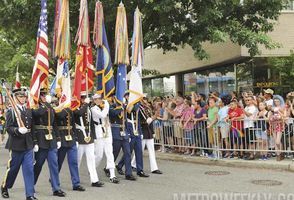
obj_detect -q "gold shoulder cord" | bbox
[122,109,125,133]
[104,114,109,138]
[45,106,53,140]
[120,108,126,137]
[65,110,73,141]
[135,109,139,136]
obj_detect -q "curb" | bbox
[154,152,294,172]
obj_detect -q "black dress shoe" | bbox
[137,171,149,178]
[26,196,37,200]
[116,165,125,175]
[110,177,120,184]
[1,186,9,198]
[151,170,163,174]
[91,181,104,187]
[125,175,136,181]
[53,190,66,197]
[73,185,85,191]
[104,168,110,177]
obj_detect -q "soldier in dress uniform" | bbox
[1,88,37,200]
[91,93,119,184]
[117,93,149,178]
[131,97,162,175]
[32,88,66,197]
[108,95,136,181]
[74,92,103,187]
[55,103,85,192]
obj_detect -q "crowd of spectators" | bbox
[146,89,294,161]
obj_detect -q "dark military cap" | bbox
[12,88,27,96]
[40,88,48,96]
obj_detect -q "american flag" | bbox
[29,0,49,108]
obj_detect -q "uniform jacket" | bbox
[74,103,96,144]
[5,106,34,151]
[138,104,154,139]
[90,101,112,139]
[32,103,60,149]
[109,103,129,141]
[55,108,77,147]
[126,103,143,138]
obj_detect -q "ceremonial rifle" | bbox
[1,79,25,128]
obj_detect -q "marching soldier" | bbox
[1,88,37,200]
[55,104,85,192]
[108,95,136,181]
[32,88,66,197]
[117,93,149,178]
[131,97,162,175]
[74,92,104,187]
[91,93,119,184]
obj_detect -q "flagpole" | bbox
[85,64,89,99]
[85,67,91,132]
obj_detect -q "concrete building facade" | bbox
[143,10,294,97]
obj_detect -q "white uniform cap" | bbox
[92,93,102,99]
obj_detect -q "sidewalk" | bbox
[154,151,294,172]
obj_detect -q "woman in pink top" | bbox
[166,96,185,153]
[180,99,195,155]
[269,95,287,161]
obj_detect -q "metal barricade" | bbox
[152,118,294,160]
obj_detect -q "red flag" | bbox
[15,66,21,89]
[71,45,94,110]
[71,0,93,110]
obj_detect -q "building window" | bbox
[183,65,235,96]
[184,72,197,95]
[285,0,294,10]
[236,61,254,93]
[143,76,175,97]
[142,79,152,96]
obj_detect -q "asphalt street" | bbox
[1,144,294,200]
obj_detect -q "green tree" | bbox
[268,51,294,88]
[0,0,286,85]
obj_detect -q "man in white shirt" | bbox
[244,96,259,160]
[264,89,274,110]
[91,93,119,184]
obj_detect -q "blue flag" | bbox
[115,64,127,106]
[96,23,115,98]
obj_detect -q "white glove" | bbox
[76,142,79,148]
[45,95,52,104]
[84,97,90,104]
[33,145,39,152]
[103,100,110,110]
[18,127,28,134]
[141,134,143,140]
[146,117,153,125]
[57,141,61,149]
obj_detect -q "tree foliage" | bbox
[0,0,285,85]
[268,50,294,88]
